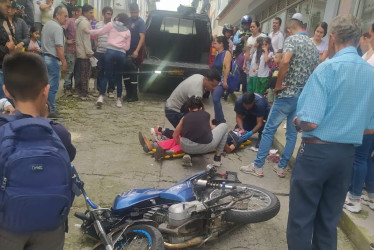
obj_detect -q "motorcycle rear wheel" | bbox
[209,184,280,224]
[93,224,165,250]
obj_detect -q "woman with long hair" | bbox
[211,35,231,125]
[88,13,131,108]
[310,22,328,63]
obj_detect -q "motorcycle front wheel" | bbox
[208,184,280,224]
[93,224,165,250]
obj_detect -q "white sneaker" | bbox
[344,195,362,213]
[361,194,374,210]
[182,154,192,167]
[240,163,264,177]
[273,165,286,178]
[108,91,115,98]
[96,95,104,108]
[116,99,122,108]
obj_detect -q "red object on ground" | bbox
[157,138,183,154]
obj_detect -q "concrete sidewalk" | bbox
[273,122,374,250]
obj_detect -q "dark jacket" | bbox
[0,14,10,69]
[14,17,30,46]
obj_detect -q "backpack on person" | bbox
[0,115,73,233]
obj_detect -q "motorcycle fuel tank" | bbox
[112,188,164,211]
[160,180,195,202]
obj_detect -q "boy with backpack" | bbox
[0,52,76,250]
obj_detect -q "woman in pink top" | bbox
[88,13,131,108]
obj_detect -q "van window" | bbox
[161,17,196,35]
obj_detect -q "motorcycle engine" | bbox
[168,200,205,227]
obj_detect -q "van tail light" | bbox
[209,42,217,66]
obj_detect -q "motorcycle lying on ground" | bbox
[74,165,280,249]
[72,166,164,250]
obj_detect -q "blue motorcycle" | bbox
[74,165,280,249]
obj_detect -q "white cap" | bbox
[292,13,303,22]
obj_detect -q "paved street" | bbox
[59,92,356,250]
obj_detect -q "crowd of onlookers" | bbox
[0,0,374,248]
[0,0,146,118]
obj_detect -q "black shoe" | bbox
[255,134,262,148]
[127,96,138,102]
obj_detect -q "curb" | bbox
[273,134,371,250]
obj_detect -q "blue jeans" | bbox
[0,69,5,99]
[287,143,354,250]
[254,93,299,168]
[348,134,374,197]
[165,105,184,128]
[44,56,61,114]
[100,49,126,98]
[212,85,225,123]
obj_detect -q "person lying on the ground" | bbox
[141,126,252,161]
[0,98,15,114]
[164,68,220,128]
[173,95,228,167]
[225,92,270,153]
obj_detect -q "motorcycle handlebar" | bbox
[195,180,235,190]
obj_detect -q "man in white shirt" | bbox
[269,17,284,53]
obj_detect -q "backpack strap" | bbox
[9,117,53,134]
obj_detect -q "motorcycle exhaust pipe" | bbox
[164,236,204,249]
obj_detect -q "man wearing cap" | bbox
[292,13,307,35]
[123,2,145,102]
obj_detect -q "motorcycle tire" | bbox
[93,224,165,250]
[209,184,280,224]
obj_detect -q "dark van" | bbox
[139,9,212,92]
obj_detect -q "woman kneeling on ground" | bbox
[173,96,228,167]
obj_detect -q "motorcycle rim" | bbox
[208,184,280,224]
[97,224,165,250]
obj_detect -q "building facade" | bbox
[205,0,373,37]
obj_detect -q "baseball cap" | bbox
[292,13,303,22]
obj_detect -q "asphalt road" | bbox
[58,92,356,250]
